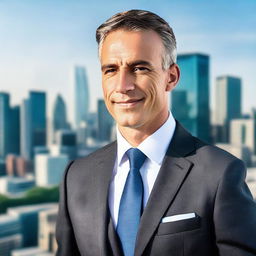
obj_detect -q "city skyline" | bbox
[0,0,255,123]
[0,4,256,253]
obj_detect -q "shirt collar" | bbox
[116,112,176,166]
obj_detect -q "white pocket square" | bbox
[161,213,196,223]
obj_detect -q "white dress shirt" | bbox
[108,113,176,227]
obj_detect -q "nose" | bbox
[115,69,135,93]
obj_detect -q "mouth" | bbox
[113,98,144,108]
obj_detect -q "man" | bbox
[56,10,256,256]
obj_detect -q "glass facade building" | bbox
[53,94,68,132]
[0,215,22,256]
[171,53,211,143]
[10,106,20,155]
[52,94,69,144]
[0,93,10,159]
[21,92,46,160]
[0,93,20,159]
[74,66,89,128]
[215,76,241,126]
[214,76,241,142]
[97,99,114,142]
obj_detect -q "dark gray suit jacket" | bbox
[56,122,256,256]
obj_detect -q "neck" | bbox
[118,112,169,147]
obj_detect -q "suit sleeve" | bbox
[214,159,256,255]
[55,160,81,256]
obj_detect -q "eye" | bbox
[104,68,116,75]
[133,66,149,72]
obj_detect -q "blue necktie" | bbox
[117,148,147,256]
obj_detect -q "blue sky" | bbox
[0,0,255,122]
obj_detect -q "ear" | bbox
[166,64,180,92]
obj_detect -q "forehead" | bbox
[100,29,164,65]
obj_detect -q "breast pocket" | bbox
[156,215,201,236]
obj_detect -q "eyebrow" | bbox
[101,60,153,71]
[127,60,153,68]
[101,64,117,72]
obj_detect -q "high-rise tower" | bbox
[171,53,210,143]
[214,76,242,142]
[74,66,89,128]
[21,91,46,160]
[0,92,20,159]
[97,99,114,142]
[0,92,10,159]
[52,94,69,143]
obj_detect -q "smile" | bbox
[114,99,144,108]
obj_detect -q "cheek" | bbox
[102,79,114,100]
[138,74,161,107]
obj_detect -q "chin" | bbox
[116,118,143,129]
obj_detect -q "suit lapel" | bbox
[108,216,123,256]
[88,142,117,256]
[135,122,196,256]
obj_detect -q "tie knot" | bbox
[126,148,147,170]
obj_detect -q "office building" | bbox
[35,154,68,186]
[0,93,10,159]
[29,92,47,158]
[0,158,6,176]
[74,66,89,128]
[21,92,47,160]
[16,157,33,176]
[97,99,114,142]
[0,235,23,256]
[0,176,35,196]
[6,155,29,177]
[171,53,210,143]
[6,154,18,176]
[0,93,11,159]
[0,214,22,256]
[51,130,77,160]
[7,204,57,248]
[76,121,88,145]
[86,112,98,140]
[55,130,76,146]
[230,115,255,156]
[9,106,20,155]
[38,208,58,253]
[214,76,241,142]
[52,94,69,144]
[20,99,31,161]
[0,93,20,159]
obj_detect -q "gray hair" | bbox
[96,9,177,69]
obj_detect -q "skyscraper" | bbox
[0,93,20,159]
[214,76,242,142]
[52,94,69,143]
[21,99,31,160]
[21,91,47,160]
[171,53,210,142]
[74,66,89,128]
[97,99,114,142]
[9,106,20,155]
[0,92,10,159]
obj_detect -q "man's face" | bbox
[100,29,177,133]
